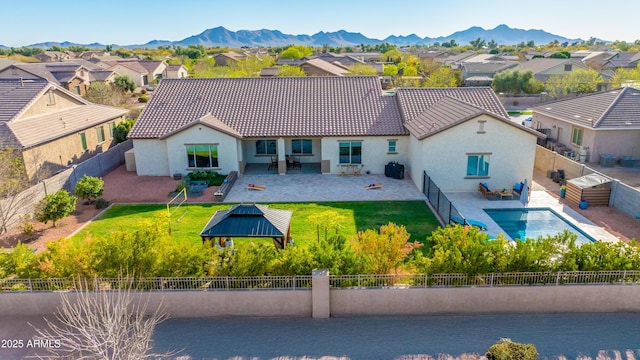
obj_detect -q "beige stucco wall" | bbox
[592,130,640,161]
[108,64,145,87]
[415,115,537,192]
[22,117,124,180]
[320,136,410,175]
[165,125,241,176]
[2,285,639,318]
[133,139,170,176]
[330,286,640,316]
[0,291,312,318]
[20,88,83,118]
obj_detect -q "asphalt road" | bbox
[3,313,640,359]
[152,313,640,359]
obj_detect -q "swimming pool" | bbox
[484,208,595,244]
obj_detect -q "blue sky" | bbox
[2,0,639,47]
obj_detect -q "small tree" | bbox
[350,222,422,274]
[113,119,136,144]
[486,338,538,360]
[277,65,306,77]
[75,175,104,204]
[30,277,178,359]
[34,189,76,227]
[114,74,136,92]
[0,149,28,234]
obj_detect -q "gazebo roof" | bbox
[200,204,292,238]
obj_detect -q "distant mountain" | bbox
[430,24,581,46]
[24,41,108,49]
[9,24,587,49]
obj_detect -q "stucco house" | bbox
[0,63,95,96]
[128,77,541,193]
[164,64,189,79]
[515,58,589,83]
[531,87,640,164]
[100,60,168,87]
[0,78,128,180]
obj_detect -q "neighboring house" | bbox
[602,52,640,71]
[34,51,72,63]
[259,67,280,77]
[0,63,93,96]
[100,59,168,87]
[515,58,589,83]
[300,58,349,76]
[461,62,519,87]
[128,77,542,193]
[531,87,640,163]
[212,51,246,67]
[0,78,128,180]
[164,64,189,79]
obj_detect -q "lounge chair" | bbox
[512,181,531,199]
[478,182,496,199]
[247,183,266,190]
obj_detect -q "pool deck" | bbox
[445,189,619,242]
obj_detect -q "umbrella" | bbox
[520,178,529,205]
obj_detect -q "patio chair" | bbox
[450,216,487,230]
[268,156,278,171]
[364,182,382,189]
[478,182,496,199]
[291,156,301,170]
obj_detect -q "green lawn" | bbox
[72,201,440,247]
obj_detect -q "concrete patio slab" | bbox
[223,174,427,203]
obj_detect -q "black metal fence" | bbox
[422,171,462,226]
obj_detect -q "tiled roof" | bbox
[0,78,126,148]
[0,78,50,124]
[462,62,518,74]
[404,96,541,140]
[9,104,127,148]
[88,70,116,82]
[396,86,509,122]
[532,87,640,129]
[129,77,406,139]
[302,58,349,76]
[517,58,586,74]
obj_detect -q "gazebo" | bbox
[200,203,293,249]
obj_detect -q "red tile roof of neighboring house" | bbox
[532,87,640,129]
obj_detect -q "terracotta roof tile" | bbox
[532,87,640,129]
[130,77,407,139]
[396,86,509,122]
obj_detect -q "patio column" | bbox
[277,138,287,174]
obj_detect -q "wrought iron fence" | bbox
[330,271,640,289]
[2,272,639,292]
[422,171,463,226]
[0,276,312,292]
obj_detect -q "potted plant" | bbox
[560,185,566,198]
[579,198,588,210]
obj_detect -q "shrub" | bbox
[186,170,226,186]
[113,119,136,144]
[75,175,104,204]
[95,198,110,209]
[19,214,34,238]
[34,189,77,227]
[138,95,149,103]
[140,88,147,95]
[486,338,538,360]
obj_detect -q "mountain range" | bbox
[5,24,585,50]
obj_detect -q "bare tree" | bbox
[0,149,28,234]
[29,278,179,359]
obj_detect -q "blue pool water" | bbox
[484,208,595,244]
